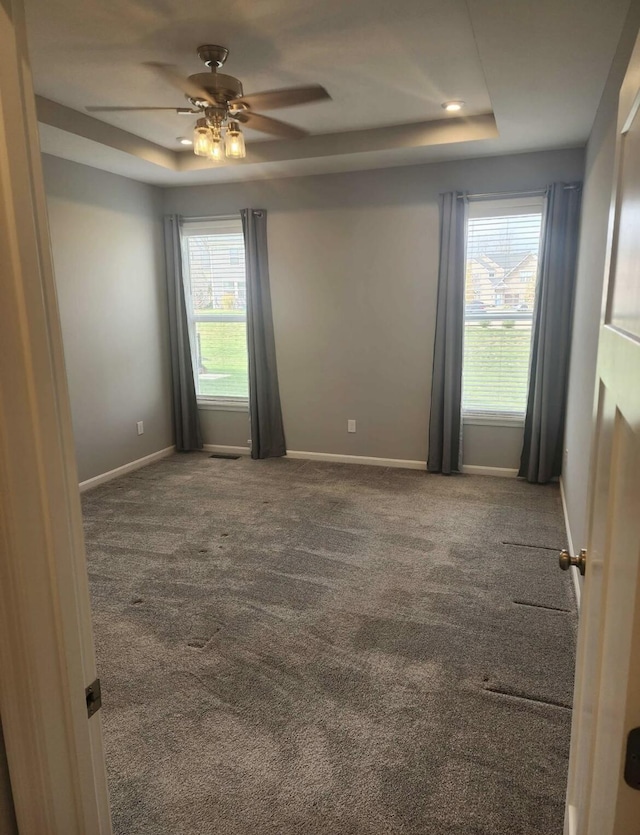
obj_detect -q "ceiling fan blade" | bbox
[86,106,198,113]
[232,84,330,112]
[236,111,308,140]
[144,62,216,105]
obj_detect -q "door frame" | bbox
[564,27,640,835]
[0,0,111,832]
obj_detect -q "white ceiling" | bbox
[25,0,630,185]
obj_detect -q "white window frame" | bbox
[181,216,249,411]
[462,196,545,426]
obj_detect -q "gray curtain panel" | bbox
[427,192,467,474]
[163,215,203,451]
[241,209,286,459]
[519,183,582,483]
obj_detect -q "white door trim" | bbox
[0,2,111,832]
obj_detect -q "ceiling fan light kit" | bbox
[86,44,331,165]
[192,118,245,161]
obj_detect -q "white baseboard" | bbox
[78,445,175,493]
[200,446,520,478]
[461,464,518,478]
[203,444,250,456]
[285,450,426,470]
[560,476,581,611]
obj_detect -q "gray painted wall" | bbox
[43,155,173,483]
[463,424,524,470]
[563,5,640,548]
[200,408,251,449]
[164,148,584,466]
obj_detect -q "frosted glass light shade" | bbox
[193,124,213,157]
[224,124,246,158]
[209,136,224,162]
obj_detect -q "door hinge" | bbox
[624,727,640,789]
[85,678,102,718]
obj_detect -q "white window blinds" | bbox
[462,197,544,420]
[181,217,249,401]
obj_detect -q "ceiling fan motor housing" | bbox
[188,72,243,107]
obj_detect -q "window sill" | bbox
[197,399,249,413]
[463,414,525,428]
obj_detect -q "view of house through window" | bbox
[463,197,544,420]
[181,217,249,401]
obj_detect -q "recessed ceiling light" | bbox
[177,136,193,145]
[442,101,464,112]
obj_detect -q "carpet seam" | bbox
[483,685,572,711]
[502,541,560,552]
[512,599,572,613]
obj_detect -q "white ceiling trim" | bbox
[36,96,176,169]
[178,113,498,171]
[36,95,498,180]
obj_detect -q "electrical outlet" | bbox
[137,421,144,435]
[347,419,356,433]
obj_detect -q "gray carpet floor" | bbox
[82,453,576,835]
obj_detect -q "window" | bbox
[181,217,248,404]
[463,197,544,422]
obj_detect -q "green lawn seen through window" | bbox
[196,321,249,399]
[463,322,533,414]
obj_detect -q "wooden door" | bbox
[564,31,640,835]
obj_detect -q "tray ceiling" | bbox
[25,0,630,184]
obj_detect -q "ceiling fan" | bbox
[86,44,331,161]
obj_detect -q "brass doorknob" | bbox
[559,548,587,576]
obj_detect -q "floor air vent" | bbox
[209,453,241,460]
